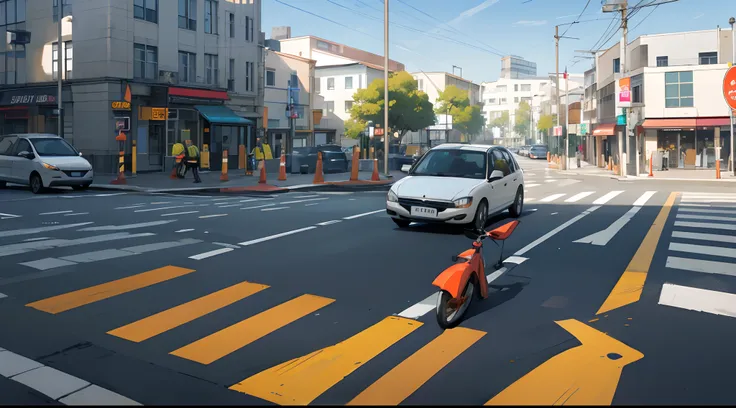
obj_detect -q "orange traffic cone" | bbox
[350,146,360,181]
[313,152,325,184]
[170,166,178,179]
[278,151,287,181]
[258,160,267,184]
[371,159,380,181]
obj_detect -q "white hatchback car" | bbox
[386,144,524,230]
[0,134,94,194]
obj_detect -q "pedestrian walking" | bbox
[185,140,202,183]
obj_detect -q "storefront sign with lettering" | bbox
[112,101,131,110]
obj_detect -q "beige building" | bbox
[277,34,404,72]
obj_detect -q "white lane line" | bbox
[515,206,600,256]
[22,237,51,242]
[564,192,594,203]
[0,233,155,258]
[280,198,329,205]
[503,256,528,265]
[189,248,235,260]
[0,223,93,238]
[316,220,342,226]
[161,211,199,217]
[64,212,90,217]
[39,210,73,215]
[150,201,172,205]
[114,205,146,210]
[59,195,86,199]
[672,230,736,244]
[93,193,128,197]
[574,206,642,246]
[666,256,736,277]
[525,184,541,188]
[199,214,228,219]
[397,292,437,319]
[0,212,21,219]
[539,193,566,203]
[681,199,736,204]
[344,209,384,220]
[0,292,6,299]
[135,204,207,213]
[239,198,274,203]
[679,203,713,208]
[238,227,316,246]
[669,242,736,259]
[261,207,289,212]
[486,266,508,284]
[241,204,275,210]
[592,190,624,205]
[305,203,320,207]
[216,204,242,208]
[292,195,320,199]
[678,207,736,215]
[213,242,240,249]
[175,229,195,233]
[0,347,140,405]
[633,191,657,206]
[682,192,736,196]
[80,220,174,232]
[544,179,558,183]
[674,221,736,231]
[659,283,736,319]
[676,213,736,223]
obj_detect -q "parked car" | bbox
[291,144,349,174]
[386,144,525,230]
[528,144,549,160]
[0,133,94,194]
[518,146,530,157]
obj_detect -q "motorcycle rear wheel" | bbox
[435,280,475,329]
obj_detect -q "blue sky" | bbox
[263,0,735,84]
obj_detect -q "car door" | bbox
[501,149,522,198]
[11,138,35,184]
[490,149,514,208]
[483,149,506,213]
[0,136,18,182]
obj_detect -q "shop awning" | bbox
[194,105,254,125]
[592,123,616,136]
[642,118,696,129]
[696,117,730,127]
[170,87,229,100]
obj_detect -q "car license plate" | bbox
[71,172,82,177]
[411,206,437,217]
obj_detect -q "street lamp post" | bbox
[731,17,736,175]
[452,65,463,78]
[57,0,63,138]
[383,0,389,175]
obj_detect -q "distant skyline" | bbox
[263,0,733,84]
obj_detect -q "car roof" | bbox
[2,133,60,139]
[433,143,496,153]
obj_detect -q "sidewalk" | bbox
[91,169,403,194]
[557,159,736,182]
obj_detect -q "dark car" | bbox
[528,144,549,160]
[291,144,348,174]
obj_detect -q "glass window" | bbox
[228,58,235,91]
[345,76,353,89]
[491,149,510,176]
[29,138,78,157]
[664,71,694,108]
[656,56,668,67]
[51,41,72,80]
[514,84,518,92]
[266,69,275,86]
[314,77,321,93]
[520,84,531,92]
[344,100,353,112]
[411,149,487,179]
[134,0,157,23]
[52,0,71,22]
[325,101,334,113]
[0,136,17,155]
[205,54,218,85]
[327,77,335,90]
[134,44,157,80]
[178,51,195,83]
[204,0,218,34]
[178,0,196,30]
[13,138,30,155]
[245,16,250,41]
[613,58,620,73]
[501,150,516,172]
[699,52,717,65]
[229,12,234,37]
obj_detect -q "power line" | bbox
[560,0,592,37]
[629,4,660,32]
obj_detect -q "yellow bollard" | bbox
[238,144,246,169]
[221,149,229,182]
[131,140,137,176]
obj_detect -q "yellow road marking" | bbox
[107,281,269,343]
[347,327,485,406]
[596,192,678,315]
[229,316,421,405]
[26,265,195,314]
[486,319,643,405]
[171,294,334,365]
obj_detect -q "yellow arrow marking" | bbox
[486,319,643,406]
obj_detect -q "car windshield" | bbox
[410,149,486,179]
[30,138,78,157]
[319,145,342,152]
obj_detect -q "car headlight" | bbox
[42,163,60,171]
[453,197,473,208]
[387,190,398,202]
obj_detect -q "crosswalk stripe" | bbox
[229,316,421,405]
[665,256,736,277]
[678,207,736,215]
[659,283,736,318]
[592,190,624,205]
[674,221,736,231]
[669,242,736,259]
[672,230,736,244]
[564,192,594,203]
[26,266,195,314]
[107,281,269,343]
[676,213,736,223]
[540,193,566,203]
[171,294,334,365]
[347,327,485,405]
[633,191,657,206]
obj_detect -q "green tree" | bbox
[490,111,509,129]
[349,71,435,141]
[344,119,366,139]
[434,85,484,137]
[514,101,531,137]
[536,114,556,135]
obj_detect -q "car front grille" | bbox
[62,170,89,177]
[398,197,454,213]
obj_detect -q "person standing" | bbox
[185,140,202,183]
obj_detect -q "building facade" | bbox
[0,0,264,173]
[500,55,537,79]
[594,28,734,174]
[277,34,404,71]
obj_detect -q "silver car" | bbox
[0,134,94,194]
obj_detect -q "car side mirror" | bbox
[18,151,33,159]
[488,170,504,182]
[78,152,83,157]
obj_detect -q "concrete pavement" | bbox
[0,156,735,405]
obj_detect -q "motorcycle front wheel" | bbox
[435,280,475,329]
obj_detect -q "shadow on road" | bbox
[464,280,530,321]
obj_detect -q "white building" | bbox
[277,33,404,71]
[500,55,538,79]
[480,77,552,146]
[0,0,264,173]
[411,71,481,106]
[594,28,735,174]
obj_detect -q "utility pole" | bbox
[383,0,389,175]
[620,4,628,178]
[731,17,736,175]
[554,25,579,170]
[57,0,63,138]
[565,68,569,169]
[287,80,296,158]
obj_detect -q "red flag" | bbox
[563,67,568,80]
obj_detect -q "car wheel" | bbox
[30,173,44,194]
[471,200,488,231]
[392,218,411,228]
[72,184,90,191]
[509,187,524,218]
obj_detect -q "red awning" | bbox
[696,117,731,127]
[592,124,616,136]
[642,119,696,129]
[168,87,229,100]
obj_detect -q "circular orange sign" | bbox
[723,66,736,110]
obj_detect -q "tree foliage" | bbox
[434,85,484,137]
[490,111,509,129]
[537,114,556,132]
[514,101,531,137]
[344,119,365,139]
[349,71,435,140]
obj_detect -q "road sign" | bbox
[723,66,736,110]
[115,117,130,131]
[553,126,563,136]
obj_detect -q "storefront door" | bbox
[149,123,164,167]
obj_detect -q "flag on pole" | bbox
[563,67,568,80]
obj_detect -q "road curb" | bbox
[88,180,395,195]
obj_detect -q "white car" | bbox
[386,144,524,230]
[0,134,94,194]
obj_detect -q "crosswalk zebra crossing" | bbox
[658,192,736,319]
[526,190,629,205]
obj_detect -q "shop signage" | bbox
[139,106,168,120]
[553,126,563,136]
[0,90,58,106]
[112,101,131,110]
[579,123,588,135]
[618,77,631,108]
[722,66,736,110]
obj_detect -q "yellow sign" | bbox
[112,101,131,110]
[151,108,168,120]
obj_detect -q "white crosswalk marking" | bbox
[540,193,566,203]
[564,192,594,203]
[592,191,624,205]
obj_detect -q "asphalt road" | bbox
[0,157,735,405]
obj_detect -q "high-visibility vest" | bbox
[252,146,265,160]
[187,145,200,162]
[262,143,273,160]
[172,143,185,156]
